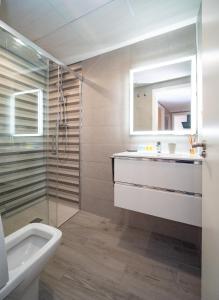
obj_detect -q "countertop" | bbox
[113,151,203,162]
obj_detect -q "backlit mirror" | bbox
[10,89,43,136]
[130,56,196,135]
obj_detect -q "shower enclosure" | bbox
[0,24,81,235]
[47,63,81,227]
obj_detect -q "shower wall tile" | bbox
[48,65,82,205]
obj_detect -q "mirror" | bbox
[10,89,43,136]
[130,56,196,135]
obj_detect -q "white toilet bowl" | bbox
[0,222,62,300]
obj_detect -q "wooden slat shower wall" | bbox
[0,46,48,215]
[48,64,81,204]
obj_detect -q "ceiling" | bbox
[156,85,191,112]
[0,0,201,64]
[133,60,191,85]
[0,27,48,67]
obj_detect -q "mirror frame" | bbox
[129,56,197,135]
[10,89,43,137]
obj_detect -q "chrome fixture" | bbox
[51,65,68,156]
[192,141,207,158]
[0,20,82,81]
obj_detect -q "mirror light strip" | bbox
[10,89,43,137]
[129,55,197,135]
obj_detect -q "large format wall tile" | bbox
[80,24,201,246]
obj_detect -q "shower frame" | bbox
[0,20,83,226]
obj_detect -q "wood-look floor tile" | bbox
[40,211,201,300]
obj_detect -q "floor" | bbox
[40,211,201,300]
[2,199,49,236]
[49,198,79,227]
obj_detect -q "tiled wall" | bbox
[80,24,201,246]
[48,64,82,204]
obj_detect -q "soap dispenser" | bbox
[156,141,161,154]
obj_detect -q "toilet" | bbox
[0,216,62,300]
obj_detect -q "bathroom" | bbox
[0,0,218,299]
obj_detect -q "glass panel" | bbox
[0,27,50,235]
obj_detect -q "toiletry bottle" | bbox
[156,141,161,154]
[189,135,196,155]
[144,145,154,152]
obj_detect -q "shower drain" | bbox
[30,218,43,223]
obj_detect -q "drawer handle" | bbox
[116,181,202,197]
[114,156,202,164]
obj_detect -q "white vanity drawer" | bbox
[114,158,202,194]
[114,183,202,227]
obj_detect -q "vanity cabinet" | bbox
[113,153,202,227]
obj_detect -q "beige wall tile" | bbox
[81,178,113,202]
[80,24,201,246]
[81,144,125,162]
[81,161,113,181]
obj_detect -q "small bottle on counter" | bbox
[156,141,161,154]
[189,135,196,155]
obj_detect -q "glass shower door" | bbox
[0,27,50,235]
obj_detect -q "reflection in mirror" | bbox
[10,89,43,136]
[130,57,196,135]
[153,84,191,131]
